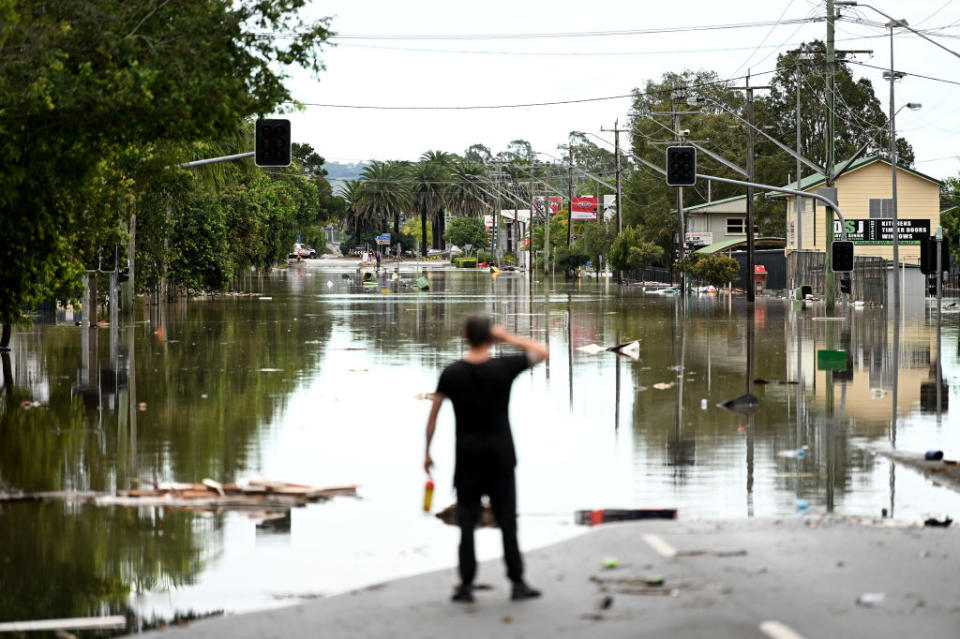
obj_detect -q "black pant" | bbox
[455,470,523,585]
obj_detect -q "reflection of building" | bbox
[787,311,934,425]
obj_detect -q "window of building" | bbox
[726,218,745,234]
[869,198,893,219]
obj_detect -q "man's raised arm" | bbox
[490,325,549,365]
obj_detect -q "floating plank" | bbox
[0,616,126,632]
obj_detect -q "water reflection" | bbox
[0,268,957,626]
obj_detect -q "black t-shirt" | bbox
[436,354,530,486]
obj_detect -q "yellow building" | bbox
[780,156,942,265]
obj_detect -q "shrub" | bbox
[502,252,517,265]
[456,257,478,269]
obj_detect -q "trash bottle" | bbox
[422,477,435,513]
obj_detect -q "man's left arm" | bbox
[424,392,445,475]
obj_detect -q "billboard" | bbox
[548,196,562,214]
[571,196,598,221]
[832,219,930,244]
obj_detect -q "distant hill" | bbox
[324,161,369,192]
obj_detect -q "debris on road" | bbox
[777,447,809,459]
[855,592,885,607]
[575,508,678,526]
[601,557,619,570]
[719,393,759,415]
[653,382,674,390]
[923,516,952,528]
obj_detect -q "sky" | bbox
[279,0,960,181]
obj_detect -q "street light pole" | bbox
[887,20,905,319]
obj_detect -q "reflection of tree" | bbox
[0,503,202,623]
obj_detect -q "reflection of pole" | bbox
[746,304,755,516]
[567,147,574,246]
[891,309,899,448]
[615,335,621,432]
[127,323,137,485]
[936,232,943,420]
[567,300,573,408]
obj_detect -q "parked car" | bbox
[288,243,317,259]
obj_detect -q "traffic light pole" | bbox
[178,151,255,169]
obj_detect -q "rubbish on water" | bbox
[943,459,960,466]
[611,340,640,359]
[870,388,887,399]
[616,587,679,597]
[435,502,498,528]
[653,382,674,390]
[598,595,614,609]
[924,450,944,461]
[795,499,809,513]
[923,516,952,527]
[635,385,648,392]
[667,365,684,372]
[777,447,809,459]
[753,378,799,385]
[137,402,147,412]
[200,393,208,399]
[577,344,608,354]
[416,276,430,291]
[719,393,759,415]
[856,592,885,607]
[258,368,284,372]
[258,297,272,301]
[590,575,664,588]
[20,401,32,409]
[701,398,708,410]
[575,508,678,526]
[326,281,334,288]
[380,289,391,294]
[601,557,620,570]
[422,478,434,513]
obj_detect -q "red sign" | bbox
[571,196,598,221]
[548,196,562,214]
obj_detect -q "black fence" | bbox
[731,249,787,293]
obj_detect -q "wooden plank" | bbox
[0,616,126,632]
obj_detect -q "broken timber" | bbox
[0,480,357,512]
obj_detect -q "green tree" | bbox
[0,1,332,344]
[445,217,489,253]
[357,160,411,241]
[412,152,454,256]
[691,254,741,289]
[579,223,618,271]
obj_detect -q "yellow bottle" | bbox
[422,477,435,513]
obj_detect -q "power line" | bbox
[846,59,960,87]
[289,69,779,111]
[258,17,822,42]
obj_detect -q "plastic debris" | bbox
[601,557,619,570]
[923,516,952,527]
[924,450,944,461]
[326,281,334,288]
[20,401,32,409]
[576,508,678,526]
[258,297,272,301]
[577,344,608,354]
[137,402,147,412]
[856,593,885,607]
[719,393,759,415]
[613,341,640,360]
[701,399,708,410]
[667,365,684,372]
[635,385,648,392]
[796,499,809,513]
[778,447,809,459]
[653,382,674,390]
[598,595,614,609]
[200,394,208,399]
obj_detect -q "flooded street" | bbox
[2,265,958,628]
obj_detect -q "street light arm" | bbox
[697,173,849,240]
[641,116,749,177]
[841,2,960,61]
[702,97,827,176]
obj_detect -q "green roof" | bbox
[780,155,942,192]
[695,237,786,254]
[684,194,745,212]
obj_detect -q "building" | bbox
[682,194,754,250]
[778,155,942,265]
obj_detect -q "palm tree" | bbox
[338,179,366,236]
[447,161,488,219]
[358,161,410,240]
[412,151,454,256]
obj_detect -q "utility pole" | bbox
[886,19,905,322]
[601,119,628,235]
[494,168,502,265]
[529,163,535,285]
[825,0,838,312]
[795,59,803,255]
[671,90,686,299]
[730,72,772,304]
[567,145,574,246]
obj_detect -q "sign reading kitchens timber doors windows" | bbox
[833,219,931,244]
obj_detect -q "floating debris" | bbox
[719,393,759,415]
[653,382,674,390]
[635,386,648,392]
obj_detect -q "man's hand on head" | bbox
[489,325,508,342]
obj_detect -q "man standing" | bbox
[424,315,548,603]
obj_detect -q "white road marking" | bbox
[642,533,677,558]
[759,620,808,639]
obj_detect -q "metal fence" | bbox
[787,252,888,304]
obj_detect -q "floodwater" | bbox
[1,265,958,630]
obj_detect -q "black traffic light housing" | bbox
[666,146,697,186]
[928,275,938,296]
[920,236,950,275]
[255,119,291,167]
[839,277,851,295]
[831,240,854,272]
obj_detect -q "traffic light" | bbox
[831,240,854,272]
[118,267,129,284]
[920,236,950,275]
[839,277,851,295]
[666,146,697,186]
[928,275,938,296]
[255,119,291,167]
